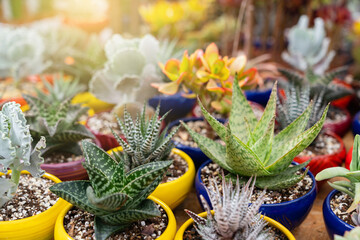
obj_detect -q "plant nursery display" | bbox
[2,1,360,239]
[0,102,68,240]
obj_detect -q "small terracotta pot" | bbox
[294,131,346,179]
[323,107,352,137]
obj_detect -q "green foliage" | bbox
[186,174,272,240]
[112,105,178,172]
[279,67,352,103]
[50,140,172,240]
[316,135,360,212]
[23,93,94,154]
[0,102,46,207]
[34,74,85,104]
[276,83,326,130]
[182,76,328,190]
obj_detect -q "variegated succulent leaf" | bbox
[94,216,129,240]
[86,186,129,212]
[114,104,176,170]
[335,227,360,240]
[187,173,272,240]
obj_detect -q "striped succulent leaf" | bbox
[316,135,360,212]
[113,104,176,171]
[183,77,327,190]
[50,140,171,240]
[186,174,272,240]
[22,93,94,154]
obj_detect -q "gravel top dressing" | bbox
[87,112,121,135]
[330,192,355,226]
[201,163,313,204]
[162,152,188,183]
[0,174,58,221]
[299,132,341,157]
[43,152,84,164]
[64,205,168,240]
[325,107,348,124]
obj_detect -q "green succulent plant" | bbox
[50,140,172,240]
[0,102,46,207]
[276,83,326,130]
[186,173,272,240]
[112,105,179,172]
[335,227,360,240]
[279,67,352,104]
[182,77,328,190]
[22,93,94,154]
[316,134,360,212]
[34,74,85,104]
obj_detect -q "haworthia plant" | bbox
[316,134,360,213]
[335,227,360,240]
[0,102,46,207]
[277,83,326,131]
[186,173,272,240]
[50,140,172,240]
[182,76,328,190]
[34,74,85,104]
[22,93,94,154]
[111,104,178,172]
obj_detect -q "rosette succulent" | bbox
[0,26,50,82]
[50,140,172,240]
[186,174,272,240]
[282,15,335,75]
[316,134,360,212]
[22,93,94,154]
[90,34,179,113]
[182,76,328,190]
[0,102,46,207]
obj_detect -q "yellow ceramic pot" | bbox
[108,147,195,209]
[174,210,296,240]
[54,195,176,240]
[0,171,69,240]
[72,92,114,113]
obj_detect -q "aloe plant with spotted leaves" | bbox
[182,76,328,190]
[50,140,172,240]
[0,102,46,208]
[22,93,94,154]
[111,105,178,172]
[316,134,360,213]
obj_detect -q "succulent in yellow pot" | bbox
[108,105,195,209]
[51,140,176,240]
[0,102,68,240]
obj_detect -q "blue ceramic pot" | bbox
[352,111,360,136]
[323,190,354,239]
[167,117,226,169]
[195,159,317,230]
[245,88,272,106]
[148,92,196,123]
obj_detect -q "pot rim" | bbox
[197,159,317,207]
[107,147,195,188]
[325,189,354,229]
[0,170,67,225]
[174,210,295,240]
[55,195,176,239]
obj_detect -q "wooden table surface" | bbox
[172,131,355,240]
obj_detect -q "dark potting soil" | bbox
[64,205,168,240]
[330,192,356,226]
[299,132,341,157]
[0,174,58,221]
[183,221,287,240]
[43,151,83,164]
[201,163,313,204]
[87,112,121,135]
[161,152,188,183]
[172,120,222,148]
[325,107,347,123]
